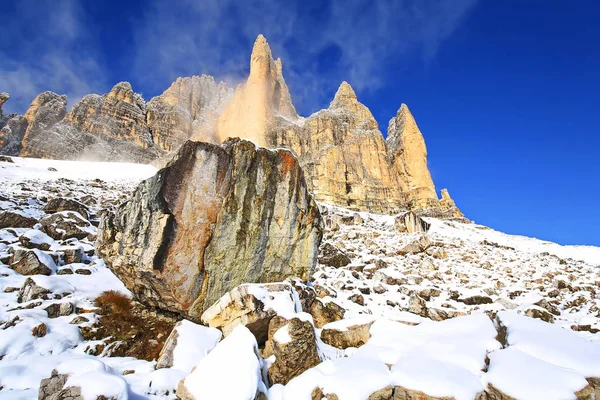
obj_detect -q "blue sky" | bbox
[1,0,599,246]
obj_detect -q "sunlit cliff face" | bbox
[216,34,297,147]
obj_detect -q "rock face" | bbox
[16,92,68,159]
[216,34,296,147]
[0,92,8,112]
[0,114,28,156]
[386,104,437,207]
[147,75,233,152]
[7,79,233,163]
[395,212,430,234]
[97,138,323,320]
[215,35,464,217]
[19,84,159,163]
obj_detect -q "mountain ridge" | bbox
[0,34,462,218]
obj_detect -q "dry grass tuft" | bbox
[94,290,132,314]
[82,291,177,361]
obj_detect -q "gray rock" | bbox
[318,242,351,268]
[44,302,74,318]
[40,211,92,240]
[0,211,38,229]
[18,277,51,303]
[43,198,89,219]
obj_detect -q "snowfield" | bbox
[0,155,599,400]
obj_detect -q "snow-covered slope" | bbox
[0,155,599,400]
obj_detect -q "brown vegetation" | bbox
[81,291,178,361]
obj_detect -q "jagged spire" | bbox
[0,92,9,113]
[250,34,274,79]
[386,102,437,202]
[216,34,298,146]
[331,81,357,107]
[328,81,378,130]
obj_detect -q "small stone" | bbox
[458,295,493,305]
[32,323,47,337]
[70,316,89,324]
[75,269,92,275]
[349,293,365,306]
[373,284,387,294]
[524,307,555,323]
[408,294,428,317]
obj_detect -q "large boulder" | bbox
[394,211,430,234]
[97,139,323,320]
[318,242,351,268]
[309,298,345,328]
[156,320,222,373]
[38,358,129,400]
[320,317,375,349]
[10,249,56,276]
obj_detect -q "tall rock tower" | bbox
[386,104,438,207]
[216,35,296,146]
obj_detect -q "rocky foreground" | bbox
[0,154,599,400]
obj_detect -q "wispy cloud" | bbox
[134,0,479,114]
[0,0,107,114]
[2,0,478,116]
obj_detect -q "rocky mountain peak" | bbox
[23,92,68,123]
[0,92,9,112]
[386,103,438,205]
[328,81,378,131]
[250,34,274,79]
[331,81,357,105]
[106,82,140,107]
[216,34,298,146]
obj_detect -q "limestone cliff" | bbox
[11,79,233,163]
[387,104,437,205]
[18,92,69,159]
[215,35,462,216]
[269,82,408,213]
[97,138,323,319]
[0,93,28,156]
[147,75,233,152]
[216,34,297,147]
[0,93,9,115]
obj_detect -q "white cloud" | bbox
[0,0,107,114]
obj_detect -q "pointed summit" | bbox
[252,34,271,56]
[386,103,437,203]
[250,34,274,79]
[216,34,298,146]
[328,81,378,130]
[334,81,357,100]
